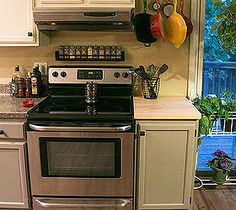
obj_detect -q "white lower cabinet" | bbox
[136,120,198,210]
[0,142,29,209]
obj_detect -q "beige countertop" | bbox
[134,97,201,120]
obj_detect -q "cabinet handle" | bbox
[0,130,6,138]
[28,32,33,37]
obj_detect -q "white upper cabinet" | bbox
[34,0,135,8]
[0,0,38,46]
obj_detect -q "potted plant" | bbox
[221,91,236,132]
[207,150,234,185]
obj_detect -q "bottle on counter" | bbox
[31,71,38,97]
[25,73,32,98]
[11,65,23,97]
[31,65,43,97]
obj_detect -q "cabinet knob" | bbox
[0,130,6,138]
[28,32,33,37]
[140,131,145,136]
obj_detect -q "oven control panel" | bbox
[77,70,103,80]
[48,66,133,84]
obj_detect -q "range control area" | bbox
[48,66,132,84]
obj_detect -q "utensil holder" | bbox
[142,77,160,99]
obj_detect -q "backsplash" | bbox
[0,31,190,97]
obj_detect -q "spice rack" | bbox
[55,45,125,61]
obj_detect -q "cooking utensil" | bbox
[180,0,193,36]
[133,66,150,79]
[157,64,169,78]
[164,0,187,48]
[134,0,157,47]
[150,0,165,42]
[147,64,159,78]
[162,0,174,18]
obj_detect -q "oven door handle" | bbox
[29,124,132,132]
[34,198,131,208]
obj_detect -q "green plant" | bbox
[192,96,230,145]
[212,0,236,52]
[207,150,234,172]
[221,91,236,112]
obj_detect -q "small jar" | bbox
[105,46,111,60]
[81,46,88,59]
[116,45,123,59]
[110,45,117,60]
[75,46,82,59]
[64,45,70,59]
[92,46,99,60]
[99,46,105,60]
[87,46,93,59]
[58,45,65,59]
[69,45,76,60]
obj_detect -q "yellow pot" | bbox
[164,0,187,48]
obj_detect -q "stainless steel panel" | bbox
[27,131,134,197]
[29,124,132,132]
[48,67,132,84]
[33,9,134,32]
[33,197,132,209]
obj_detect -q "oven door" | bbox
[27,128,134,197]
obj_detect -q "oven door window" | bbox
[39,138,121,178]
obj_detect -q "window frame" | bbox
[188,0,206,99]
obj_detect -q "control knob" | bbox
[61,71,67,78]
[122,72,129,78]
[52,71,59,77]
[114,72,121,78]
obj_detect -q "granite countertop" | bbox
[0,95,44,119]
[134,96,201,120]
[0,84,44,119]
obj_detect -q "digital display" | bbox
[77,70,103,80]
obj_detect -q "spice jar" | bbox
[99,46,105,60]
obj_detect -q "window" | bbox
[196,0,236,175]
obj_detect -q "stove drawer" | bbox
[0,120,25,140]
[33,197,133,210]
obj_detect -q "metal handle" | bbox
[35,198,131,208]
[29,124,132,132]
[83,12,117,17]
[0,130,6,138]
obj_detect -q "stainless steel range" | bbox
[27,65,134,210]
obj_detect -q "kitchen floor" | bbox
[193,186,236,210]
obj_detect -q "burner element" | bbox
[86,104,97,115]
[85,82,97,104]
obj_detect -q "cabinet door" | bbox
[0,142,29,209]
[0,0,38,45]
[137,121,197,210]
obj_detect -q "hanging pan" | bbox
[180,0,193,36]
[134,0,157,47]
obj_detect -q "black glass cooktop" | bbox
[27,96,133,121]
